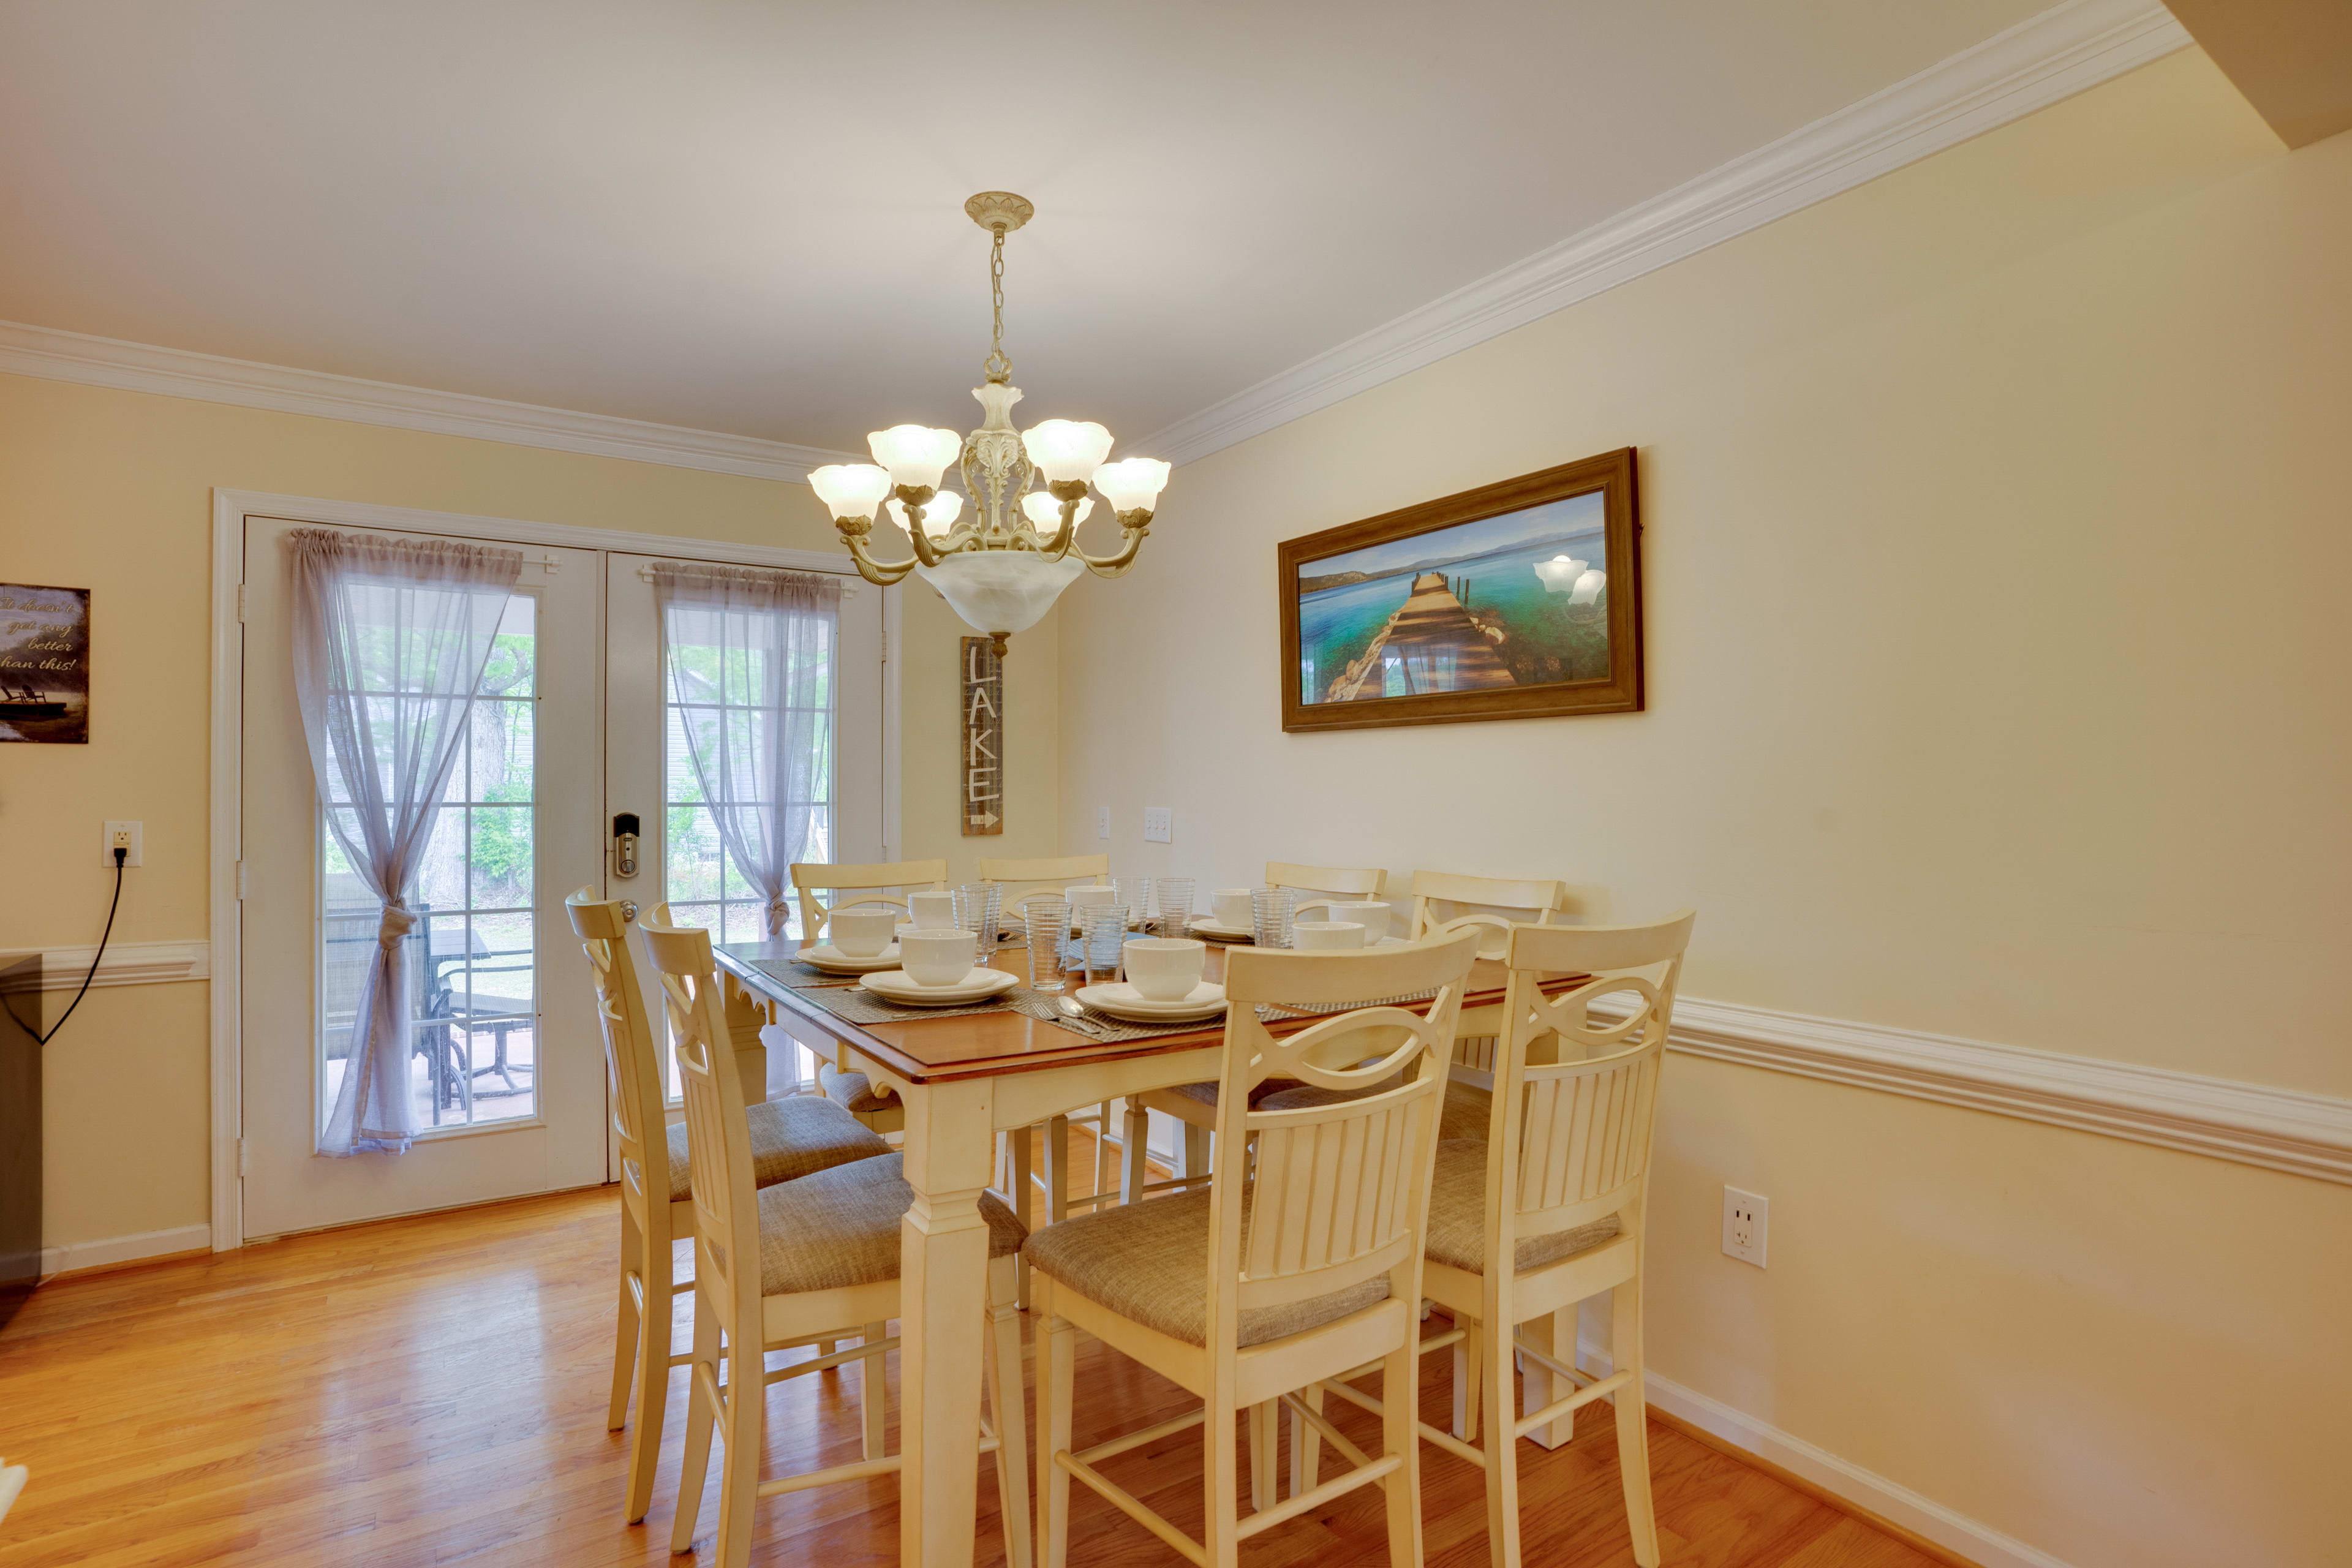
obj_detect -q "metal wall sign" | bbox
[960,635,1004,835]
[0,584,91,745]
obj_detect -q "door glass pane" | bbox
[318,594,540,1134]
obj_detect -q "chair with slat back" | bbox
[1304,911,1692,1568]
[1027,929,1482,1568]
[787,858,949,1136]
[566,889,889,1525]
[1120,859,1396,1208]
[978,853,1117,1307]
[644,915,1031,1568]
[1405,869,1573,1098]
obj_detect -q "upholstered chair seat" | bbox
[1023,1186,1388,1348]
[755,1154,1025,1295]
[663,1095,888,1203]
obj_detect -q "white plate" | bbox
[1187,917,1254,941]
[859,967,1021,1006]
[801,943,902,974]
[1075,981,1229,1022]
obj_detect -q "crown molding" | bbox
[1138,0,2193,467]
[0,319,856,483]
[1640,993,2352,1186]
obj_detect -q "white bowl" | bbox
[1294,921,1366,951]
[830,908,899,958]
[898,927,977,987]
[1122,936,1207,1001]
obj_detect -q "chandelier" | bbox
[807,191,1171,655]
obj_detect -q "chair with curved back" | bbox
[644,913,1031,1568]
[786,858,949,1136]
[1296,911,1694,1568]
[565,889,891,1525]
[1028,929,1482,1568]
[1121,859,1395,1204]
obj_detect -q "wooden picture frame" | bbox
[1278,448,1641,732]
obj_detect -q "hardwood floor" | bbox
[0,1142,1943,1568]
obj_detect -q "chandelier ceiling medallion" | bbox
[808,191,1171,655]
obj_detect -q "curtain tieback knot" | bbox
[377,903,420,951]
[764,894,793,935]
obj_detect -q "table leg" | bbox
[899,1077,995,1568]
[719,972,771,1106]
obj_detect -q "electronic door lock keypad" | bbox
[612,812,640,879]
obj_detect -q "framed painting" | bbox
[1279,448,1642,731]
[0,583,91,745]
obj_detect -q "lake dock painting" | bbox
[1297,491,1609,706]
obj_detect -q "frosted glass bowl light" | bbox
[888,490,964,539]
[914,550,1085,637]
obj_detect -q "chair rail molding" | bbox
[0,319,856,483]
[1635,993,2352,1186]
[0,940,208,991]
[1136,0,2192,467]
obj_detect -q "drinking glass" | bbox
[1153,876,1194,941]
[954,883,1002,948]
[1250,885,1295,949]
[1024,899,1073,992]
[1082,905,1131,986]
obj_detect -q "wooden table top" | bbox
[713,937,1558,1087]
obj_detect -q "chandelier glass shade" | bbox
[807,192,1170,654]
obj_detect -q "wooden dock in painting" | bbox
[1325,572,1515,701]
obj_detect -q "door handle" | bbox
[619,900,639,922]
[612,812,641,879]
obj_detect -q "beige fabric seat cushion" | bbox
[1022,1188,1390,1348]
[818,1060,898,1114]
[1422,1140,1621,1275]
[755,1153,1024,1297]
[1256,1076,1492,1144]
[1156,1076,1299,1110]
[665,1094,890,1203]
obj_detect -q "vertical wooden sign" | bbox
[960,636,1004,835]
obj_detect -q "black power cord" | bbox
[10,848,127,1046]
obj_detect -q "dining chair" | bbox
[788,858,950,1136]
[565,889,893,1525]
[979,853,1119,1300]
[1121,859,1395,1205]
[1028,930,1481,1568]
[643,914,1032,1568]
[1292,911,1694,1568]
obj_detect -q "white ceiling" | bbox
[0,1,2059,458]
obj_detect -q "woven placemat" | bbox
[741,956,862,990]
[1005,990,1228,1044]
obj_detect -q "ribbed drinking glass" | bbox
[1153,877,1194,941]
[1082,905,1130,986]
[1250,885,1295,949]
[1024,898,1072,993]
[955,883,1002,948]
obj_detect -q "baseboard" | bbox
[1581,1338,2075,1568]
[36,1223,213,1281]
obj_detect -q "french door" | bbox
[238,515,882,1240]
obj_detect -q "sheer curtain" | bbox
[291,528,523,1156]
[652,563,842,938]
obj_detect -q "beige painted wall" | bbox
[0,376,1058,1248]
[1057,50,2351,1568]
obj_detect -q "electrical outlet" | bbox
[1142,805,1172,844]
[1722,1186,1768,1267]
[1096,805,1111,840]
[102,820,144,868]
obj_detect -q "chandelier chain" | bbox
[983,226,1012,384]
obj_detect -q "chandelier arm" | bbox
[834,522,920,585]
[1071,511,1154,576]
[894,487,947,568]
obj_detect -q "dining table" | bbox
[709,932,1546,1568]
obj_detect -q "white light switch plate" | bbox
[1722,1186,1768,1267]
[1096,805,1111,840]
[103,820,144,867]
[1142,805,1172,844]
